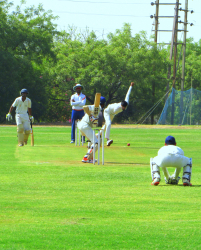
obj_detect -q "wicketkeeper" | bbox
[101,82,134,146]
[150,136,192,186]
[6,88,34,146]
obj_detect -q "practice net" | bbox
[158,88,201,125]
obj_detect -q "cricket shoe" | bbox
[168,175,181,185]
[165,177,172,184]
[70,140,75,143]
[107,139,113,146]
[183,178,192,186]
[151,178,160,186]
[82,157,97,163]
[18,143,24,147]
[88,159,97,163]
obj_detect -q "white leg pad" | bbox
[85,144,98,160]
[182,158,192,182]
[17,124,24,144]
[17,124,24,133]
[95,133,102,146]
[150,158,160,181]
[87,141,92,149]
[24,129,31,142]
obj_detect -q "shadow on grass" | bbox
[156,184,201,187]
[106,162,149,165]
[119,146,159,149]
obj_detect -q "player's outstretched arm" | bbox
[125,82,135,104]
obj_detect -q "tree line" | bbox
[1,1,201,124]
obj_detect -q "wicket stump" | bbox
[75,121,84,146]
[93,129,104,165]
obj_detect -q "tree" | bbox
[185,38,201,90]
[0,0,59,122]
[43,24,170,124]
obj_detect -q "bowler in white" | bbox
[102,82,135,146]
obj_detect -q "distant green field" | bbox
[0,125,201,250]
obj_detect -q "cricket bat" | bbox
[31,121,34,146]
[94,93,101,116]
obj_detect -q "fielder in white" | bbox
[150,136,192,186]
[6,88,34,147]
[77,103,102,163]
[102,82,134,146]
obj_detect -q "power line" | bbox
[58,0,148,4]
[53,10,149,17]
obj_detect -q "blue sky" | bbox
[11,0,201,43]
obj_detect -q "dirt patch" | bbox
[110,124,201,129]
[1,124,201,129]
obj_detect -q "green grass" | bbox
[1,125,201,249]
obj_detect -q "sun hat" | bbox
[73,83,83,91]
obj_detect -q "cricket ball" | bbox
[127,143,130,146]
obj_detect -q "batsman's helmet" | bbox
[21,89,29,95]
[100,96,106,105]
[165,135,176,145]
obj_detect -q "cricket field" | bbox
[0,125,201,249]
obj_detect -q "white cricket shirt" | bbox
[104,85,132,116]
[157,145,184,156]
[79,105,101,126]
[12,97,31,114]
[154,145,189,168]
[70,92,86,110]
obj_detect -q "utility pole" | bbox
[151,0,159,124]
[179,0,188,124]
[151,0,194,125]
[171,0,179,125]
[154,0,159,43]
[181,0,188,91]
[151,1,181,125]
[179,0,194,124]
[172,1,179,88]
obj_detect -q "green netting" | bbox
[158,88,201,125]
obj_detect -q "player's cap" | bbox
[121,100,128,107]
[73,83,83,91]
[165,136,176,145]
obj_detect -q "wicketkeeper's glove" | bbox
[6,113,12,121]
[29,116,34,123]
[89,115,98,124]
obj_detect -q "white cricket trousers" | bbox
[15,114,31,130]
[103,111,114,139]
[77,121,98,144]
[154,154,190,179]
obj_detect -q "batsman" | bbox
[77,93,103,163]
[6,88,34,147]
